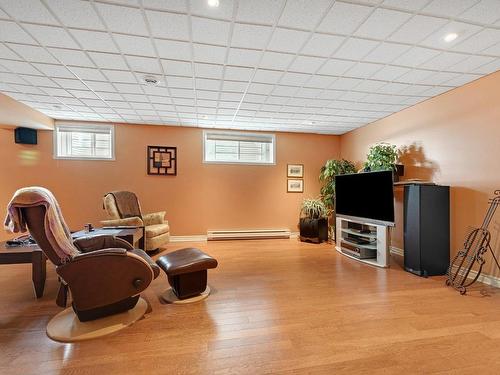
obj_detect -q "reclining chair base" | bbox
[46,297,148,343]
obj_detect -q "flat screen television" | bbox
[335,171,395,226]
[15,127,37,145]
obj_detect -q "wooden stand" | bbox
[335,216,390,268]
[160,286,211,304]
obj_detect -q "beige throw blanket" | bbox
[4,187,79,263]
[108,191,142,219]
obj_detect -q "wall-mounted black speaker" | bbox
[14,127,37,145]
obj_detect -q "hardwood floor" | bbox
[1,239,500,374]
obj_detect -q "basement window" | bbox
[54,123,115,160]
[203,130,275,165]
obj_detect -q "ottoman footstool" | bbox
[156,248,218,303]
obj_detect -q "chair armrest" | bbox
[129,248,161,278]
[73,235,134,253]
[101,217,144,227]
[143,211,166,226]
[56,249,154,311]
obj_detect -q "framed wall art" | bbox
[147,146,177,176]
[287,164,304,178]
[287,179,304,193]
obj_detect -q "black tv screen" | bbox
[15,127,37,145]
[335,171,395,225]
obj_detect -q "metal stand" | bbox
[446,190,500,294]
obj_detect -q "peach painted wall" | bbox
[340,71,500,277]
[0,92,53,130]
[0,124,340,241]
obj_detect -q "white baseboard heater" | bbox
[207,229,291,241]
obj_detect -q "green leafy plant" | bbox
[300,198,329,219]
[364,143,398,172]
[319,159,357,210]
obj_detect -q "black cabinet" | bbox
[404,184,450,276]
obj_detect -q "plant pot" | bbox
[394,164,404,182]
[299,217,328,244]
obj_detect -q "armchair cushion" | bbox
[145,223,169,238]
[101,216,143,227]
[73,235,134,253]
[142,211,166,226]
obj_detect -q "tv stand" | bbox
[335,216,390,268]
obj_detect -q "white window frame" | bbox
[202,130,276,165]
[53,122,115,161]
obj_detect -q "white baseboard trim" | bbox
[390,245,500,288]
[170,235,207,242]
[290,231,299,239]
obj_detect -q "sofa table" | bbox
[0,242,47,298]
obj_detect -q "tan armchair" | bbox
[102,191,170,252]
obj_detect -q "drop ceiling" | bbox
[0,0,500,134]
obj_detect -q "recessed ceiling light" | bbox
[207,0,219,7]
[443,32,458,43]
[143,75,160,86]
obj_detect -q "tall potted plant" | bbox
[299,198,330,243]
[363,143,404,180]
[319,159,357,239]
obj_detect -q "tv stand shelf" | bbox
[335,217,390,268]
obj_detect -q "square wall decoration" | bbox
[147,146,177,176]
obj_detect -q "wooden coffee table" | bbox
[0,242,47,298]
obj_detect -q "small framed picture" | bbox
[287,164,304,178]
[287,179,304,193]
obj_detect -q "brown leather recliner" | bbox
[102,191,170,252]
[22,205,160,322]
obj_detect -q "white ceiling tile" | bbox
[146,10,190,40]
[167,76,194,89]
[458,0,500,24]
[279,72,310,86]
[268,28,310,53]
[345,62,382,78]
[20,75,58,87]
[389,15,448,44]
[318,59,355,76]
[0,44,19,60]
[419,51,468,70]
[227,48,261,67]
[330,77,363,90]
[155,39,191,60]
[382,0,429,11]
[334,38,379,60]
[162,60,192,77]
[272,85,299,96]
[113,83,143,94]
[441,73,481,86]
[70,30,119,53]
[231,23,272,50]
[193,44,226,64]
[365,42,409,64]
[0,21,35,43]
[225,66,255,81]
[305,74,337,89]
[248,82,274,95]
[95,2,148,35]
[142,0,186,12]
[253,69,283,84]
[192,17,231,45]
[236,0,285,25]
[482,41,500,56]
[88,52,128,70]
[114,34,156,57]
[448,55,496,72]
[190,0,235,20]
[24,24,78,49]
[88,81,118,92]
[420,21,482,49]
[392,46,441,67]
[196,77,219,90]
[371,65,411,81]
[260,51,295,70]
[0,0,57,24]
[102,69,135,83]
[194,62,223,79]
[126,55,162,74]
[32,63,74,78]
[355,79,386,92]
[8,44,58,64]
[52,78,88,90]
[318,2,373,35]
[48,48,94,67]
[396,69,434,84]
[279,0,333,30]
[67,89,99,99]
[289,55,325,73]
[356,8,411,40]
[45,0,104,30]
[0,59,41,75]
[472,58,500,74]
[301,33,345,57]
[71,67,106,81]
[453,28,500,54]
[424,71,461,85]
[422,0,479,17]
[222,80,248,92]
